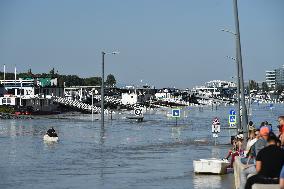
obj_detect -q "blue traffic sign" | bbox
[229,115,236,124]
[172,109,180,118]
[229,110,236,115]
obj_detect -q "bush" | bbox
[0,106,15,114]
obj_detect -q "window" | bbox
[7,98,11,104]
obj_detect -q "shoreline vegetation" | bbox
[0,68,116,87]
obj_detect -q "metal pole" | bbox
[3,64,5,87]
[175,117,177,126]
[20,79,22,106]
[236,58,241,129]
[233,0,248,136]
[92,90,94,122]
[101,52,105,128]
[14,66,17,85]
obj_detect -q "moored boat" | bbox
[193,158,230,174]
[43,134,59,142]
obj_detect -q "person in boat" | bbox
[46,127,58,137]
[245,132,284,189]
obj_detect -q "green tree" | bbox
[49,68,55,75]
[249,80,259,91]
[261,82,269,92]
[62,75,85,87]
[84,77,101,86]
[105,74,116,87]
[275,84,284,95]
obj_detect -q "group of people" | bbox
[224,116,284,189]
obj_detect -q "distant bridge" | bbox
[52,96,142,113]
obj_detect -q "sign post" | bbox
[212,117,220,145]
[172,109,180,126]
[229,109,237,128]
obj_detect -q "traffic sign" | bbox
[212,124,220,133]
[212,133,218,138]
[229,115,237,124]
[172,109,180,118]
[212,117,220,135]
[229,110,236,115]
[212,117,220,125]
[134,108,142,116]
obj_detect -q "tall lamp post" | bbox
[101,51,119,128]
[226,56,241,129]
[233,0,248,136]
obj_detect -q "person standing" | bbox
[245,133,284,189]
[239,128,268,189]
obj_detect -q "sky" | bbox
[0,0,283,88]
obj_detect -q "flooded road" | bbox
[0,104,281,189]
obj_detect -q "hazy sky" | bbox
[0,0,283,88]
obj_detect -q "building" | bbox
[265,70,276,88]
[275,66,284,86]
[0,78,63,112]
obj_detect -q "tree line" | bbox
[247,80,284,95]
[0,68,116,87]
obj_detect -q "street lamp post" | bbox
[233,0,248,136]
[92,89,94,122]
[101,51,119,128]
[226,56,241,129]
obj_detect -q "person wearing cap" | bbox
[254,126,269,155]
[245,132,284,189]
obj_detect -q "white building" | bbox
[121,93,138,105]
[265,70,276,88]
[0,94,17,106]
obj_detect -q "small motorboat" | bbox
[43,134,59,142]
[193,158,230,174]
[43,127,59,142]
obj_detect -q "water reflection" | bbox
[193,174,222,189]
[171,126,181,142]
[211,145,221,159]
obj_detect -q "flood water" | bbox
[0,104,282,189]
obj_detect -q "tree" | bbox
[275,84,284,95]
[105,74,116,87]
[261,82,269,92]
[84,77,101,86]
[50,68,55,75]
[249,80,259,91]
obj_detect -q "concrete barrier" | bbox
[252,184,280,189]
[233,156,279,189]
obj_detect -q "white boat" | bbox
[193,158,230,174]
[43,134,59,142]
